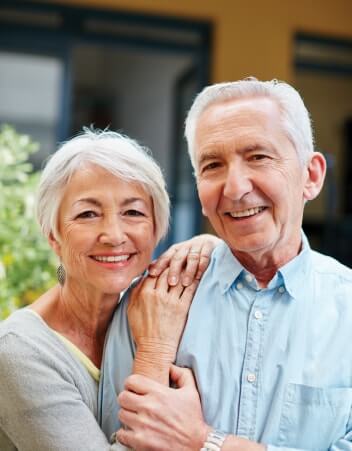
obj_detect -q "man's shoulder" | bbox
[310,249,352,283]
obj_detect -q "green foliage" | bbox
[0,125,56,319]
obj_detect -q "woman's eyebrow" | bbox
[73,198,102,207]
[121,197,147,207]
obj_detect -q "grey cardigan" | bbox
[0,308,121,451]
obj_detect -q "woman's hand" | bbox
[148,234,221,287]
[127,270,198,385]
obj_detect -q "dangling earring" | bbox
[57,263,66,286]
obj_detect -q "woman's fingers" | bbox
[179,280,199,305]
[148,244,178,277]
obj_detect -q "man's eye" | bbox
[76,210,97,219]
[125,209,145,217]
[202,162,221,172]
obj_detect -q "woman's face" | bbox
[50,164,157,296]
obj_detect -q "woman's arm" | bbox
[128,234,220,385]
[127,269,198,385]
[0,332,120,451]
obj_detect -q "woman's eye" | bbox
[76,210,97,219]
[125,209,145,217]
[250,154,268,161]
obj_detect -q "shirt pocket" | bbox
[277,383,352,449]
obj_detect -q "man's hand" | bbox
[148,234,221,286]
[116,365,210,450]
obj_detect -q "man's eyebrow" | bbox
[198,151,222,166]
[242,143,272,152]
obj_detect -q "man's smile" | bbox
[225,206,267,219]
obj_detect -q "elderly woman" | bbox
[0,129,219,451]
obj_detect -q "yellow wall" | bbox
[47,0,352,82]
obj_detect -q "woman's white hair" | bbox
[185,77,314,173]
[36,128,170,244]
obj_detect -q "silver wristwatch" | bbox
[200,429,227,451]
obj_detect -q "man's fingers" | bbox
[118,407,138,429]
[170,364,197,389]
[115,427,134,449]
[118,389,142,412]
[124,373,164,395]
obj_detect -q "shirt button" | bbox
[278,286,285,294]
[254,310,262,320]
[247,373,256,383]
[236,282,244,290]
[245,274,253,282]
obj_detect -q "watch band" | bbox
[200,429,227,451]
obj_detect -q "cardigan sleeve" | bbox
[0,332,121,451]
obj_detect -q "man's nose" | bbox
[223,163,252,201]
[98,216,126,246]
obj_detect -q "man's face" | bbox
[195,97,316,263]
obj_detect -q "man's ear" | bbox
[303,152,327,201]
[48,231,61,258]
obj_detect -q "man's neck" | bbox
[232,240,303,288]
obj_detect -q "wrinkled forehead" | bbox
[194,97,284,150]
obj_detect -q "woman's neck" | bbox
[31,284,120,367]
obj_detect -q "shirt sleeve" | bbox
[0,332,121,451]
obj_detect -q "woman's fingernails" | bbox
[182,276,191,286]
[169,276,177,285]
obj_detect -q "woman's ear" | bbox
[48,231,62,258]
[303,152,327,201]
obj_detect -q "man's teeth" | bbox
[229,206,265,218]
[93,255,129,262]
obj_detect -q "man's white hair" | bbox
[185,77,314,173]
[36,128,170,244]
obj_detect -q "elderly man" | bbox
[99,78,352,450]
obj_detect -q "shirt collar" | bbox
[213,231,312,297]
[212,241,244,294]
[278,231,312,299]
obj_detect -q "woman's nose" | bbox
[98,217,126,246]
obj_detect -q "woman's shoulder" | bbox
[0,307,45,339]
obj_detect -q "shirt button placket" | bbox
[236,292,264,439]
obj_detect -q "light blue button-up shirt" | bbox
[98,234,352,449]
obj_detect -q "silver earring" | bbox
[57,264,66,286]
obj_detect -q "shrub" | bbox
[0,125,56,319]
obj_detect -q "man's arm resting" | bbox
[116,365,266,451]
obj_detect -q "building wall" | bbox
[48,0,352,82]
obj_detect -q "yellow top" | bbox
[28,308,100,382]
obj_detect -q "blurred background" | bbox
[0,0,352,314]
